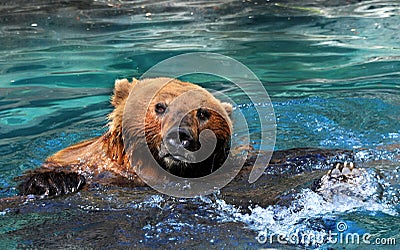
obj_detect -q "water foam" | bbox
[210,186,397,247]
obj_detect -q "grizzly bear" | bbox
[19,77,234,196]
[18,77,369,200]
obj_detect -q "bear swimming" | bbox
[18,77,376,202]
[19,77,234,196]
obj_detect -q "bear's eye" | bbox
[197,108,210,121]
[155,103,167,115]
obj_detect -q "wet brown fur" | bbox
[31,77,233,186]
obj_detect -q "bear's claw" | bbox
[313,161,364,191]
[325,161,359,180]
[313,161,383,202]
[18,172,86,197]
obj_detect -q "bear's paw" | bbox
[18,172,86,197]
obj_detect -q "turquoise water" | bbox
[0,0,399,249]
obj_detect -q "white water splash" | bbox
[209,187,397,247]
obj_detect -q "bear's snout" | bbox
[165,127,197,152]
[158,127,200,165]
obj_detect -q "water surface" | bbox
[0,0,399,249]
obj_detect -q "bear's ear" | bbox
[221,102,233,117]
[111,78,137,107]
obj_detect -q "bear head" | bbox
[110,77,233,178]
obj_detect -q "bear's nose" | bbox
[165,127,196,151]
